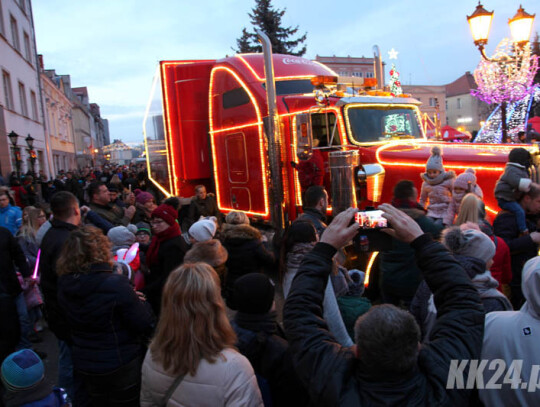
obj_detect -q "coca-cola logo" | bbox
[282,57,315,66]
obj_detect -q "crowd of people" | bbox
[1,146,540,406]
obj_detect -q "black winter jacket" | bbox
[222,224,275,306]
[0,226,30,297]
[57,263,155,374]
[297,208,327,237]
[39,219,78,341]
[143,236,188,315]
[231,313,308,407]
[493,210,538,288]
[283,236,484,406]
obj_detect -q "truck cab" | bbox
[143,53,539,227]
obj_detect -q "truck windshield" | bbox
[346,106,423,143]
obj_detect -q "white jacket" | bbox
[140,348,263,407]
[479,256,540,406]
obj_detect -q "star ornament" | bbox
[388,48,399,60]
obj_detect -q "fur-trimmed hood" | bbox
[222,223,262,241]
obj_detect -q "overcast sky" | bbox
[32,0,538,144]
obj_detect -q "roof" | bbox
[445,72,477,97]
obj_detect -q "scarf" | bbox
[146,222,181,267]
[391,198,426,212]
[472,271,513,310]
[420,170,455,186]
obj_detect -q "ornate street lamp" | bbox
[467,3,537,143]
[7,131,22,180]
[25,134,36,178]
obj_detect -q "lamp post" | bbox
[25,134,36,178]
[467,3,536,143]
[7,131,22,180]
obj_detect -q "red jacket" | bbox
[528,116,540,133]
[298,150,324,191]
[490,235,512,291]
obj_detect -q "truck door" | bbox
[209,67,270,218]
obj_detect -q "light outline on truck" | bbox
[209,65,270,217]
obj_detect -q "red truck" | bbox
[143,35,539,230]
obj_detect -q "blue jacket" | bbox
[0,205,22,235]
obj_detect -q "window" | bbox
[263,79,315,96]
[10,15,20,51]
[18,82,28,116]
[222,87,250,109]
[311,112,340,147]
[0,0,5,36]
[429,97,437,107]
[2,70,14,110]
[30,90,38,120]
[366,72,375,78]
[457,98,462,109]
[445,100,448,110]
[23,31,31,61]
[339,71,349,76]
[352,72,363,78]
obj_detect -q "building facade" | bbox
[315,55,385,87]
[0,0,51,179]
[445,71,491,134]
[41,64,76,173]
[402,84,447,128]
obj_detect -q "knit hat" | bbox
[189,217,217,242]
[1,349,44,391]
[135,221,152,236]
[134,189,154,205]
[184,239,228,267]
[442,227,495,264]
[225,211,250,225]
[454,168,477,191]
[426,146,444,172]
[508,147,531,167]
[107,226,136,247]
[151,204,178,226]
[232,273,275,314]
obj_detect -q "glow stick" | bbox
[32,249,41,280]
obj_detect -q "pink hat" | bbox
[134,189,154,205]
[454,168,477,191]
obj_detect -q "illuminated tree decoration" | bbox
[389,64,403,97]
[472,39,538,105]
[475,84,540,143]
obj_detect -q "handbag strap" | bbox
[161,373,186,406]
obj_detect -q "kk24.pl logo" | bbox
[447,360,540,391]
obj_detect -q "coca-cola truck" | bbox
[143,34,539,231]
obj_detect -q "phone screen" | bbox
[355,210,388,229]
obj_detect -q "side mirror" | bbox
[357,164,385,202]
[295,113,313,161]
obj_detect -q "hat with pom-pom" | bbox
[454,168,477,191]
[134,189,154,205]
[442,227,495,264]
[426,146,445,172]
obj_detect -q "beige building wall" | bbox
[445,94,491,133]
[402,85,446,126]
[42,69,76,173]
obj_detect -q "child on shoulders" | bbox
[444,168,483,226]
[419,146,455,226]
[494,147,535,234]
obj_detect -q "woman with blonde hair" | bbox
[140,262,262,406]
[17,206,47,269]
[454,193,480,226]
[57,225,155,405]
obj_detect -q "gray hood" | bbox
[521,256,540,318]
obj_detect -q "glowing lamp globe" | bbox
[508,6,535,45]
[467,3,494,45]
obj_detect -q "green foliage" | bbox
[234,0,307,56]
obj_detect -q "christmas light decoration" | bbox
[389,64,403,96]
[472,39,538,105]
[475,85,540,143]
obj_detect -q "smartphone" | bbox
[355,210,388,229]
